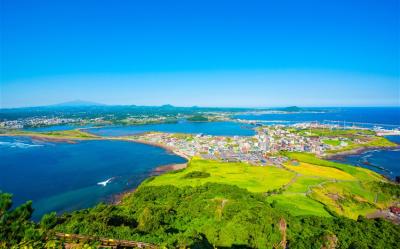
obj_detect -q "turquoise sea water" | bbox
[86,121,255,136]
[0,136,186,220]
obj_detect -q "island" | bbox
[1,122,399,248]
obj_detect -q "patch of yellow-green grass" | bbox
[284,176,326,193]
[286,162,356,181]
[363,136,397,147]
[296,128,375,137]
[143,158,296,193]
[267,194,331,217]
[327,137,397,154]
[0,129,99,140]
[280,153,392,219]
[285,152,384,182]
[40,130,99,138]
[323,139,341,146]
[307,181,390,219]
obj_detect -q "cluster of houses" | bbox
[256,125,330,156]
[0,117,80,129]
[133,124,355,166]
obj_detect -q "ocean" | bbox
[0,136,186,220]
[235,107,400,129]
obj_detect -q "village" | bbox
[131,122,369,166]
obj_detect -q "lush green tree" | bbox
[0,192,44,248]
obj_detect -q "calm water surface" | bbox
[0,136,186,220]
[332,136,400,180]
[86,121,255,136]
[235,107,400,129]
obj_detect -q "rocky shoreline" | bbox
[324,145,400,161]
[109,162,188,205]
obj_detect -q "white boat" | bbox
[97,177,113,187]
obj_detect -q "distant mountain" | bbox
[50,100,105,107]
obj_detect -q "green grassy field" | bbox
[293,127,397,154]
[0,129,100,140]
[144,158,295,192]
[323,139,341,146]
[142,154,396,220]
[296,128,375,137]
[267,193,331,217]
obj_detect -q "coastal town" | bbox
[130,122,399,167]
[0,111,231,129]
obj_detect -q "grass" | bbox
[326,136,397,154]
[323,139,341,146]
[285,176,327,193]
[308,181,379,219]
[284,152,384,181]
[142,153,396,220]
[293,127,397,154]
[296,128,375,137]
[143,158,296,193]
[267,194,331,217]
[40,130,99,138]
[0,129,100,140]
[286,162,355,181]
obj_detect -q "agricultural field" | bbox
[142,153,396,220]
[144,157,295,192]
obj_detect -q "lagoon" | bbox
[86,121,255,137]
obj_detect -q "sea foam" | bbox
[0,141,43,149]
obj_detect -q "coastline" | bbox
[109,162,188,205]
[0,133,101,143]
[129,138,191,160]
[1,133,191,208]
[324,145,400,161]
[152,163,187,173]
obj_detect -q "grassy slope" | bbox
[327,136,397,154]
[144,157,295,193]
[142,154,395,220]
[281,153,393,219]
[1,129,99,140]
[295,128,397,153]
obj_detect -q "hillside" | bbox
[1,151,399,248]
[142,155,395,219]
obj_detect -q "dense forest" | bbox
[1,182,399,248]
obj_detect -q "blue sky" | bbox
[1,0,399,107]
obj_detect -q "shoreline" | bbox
[324,145,400,161]
[109,162,188,205]
[151,163,188,173]
[129,138,191,160]
[0,132,190,161]
[1,133,191,208]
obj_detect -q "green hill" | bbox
[2,154,399,248]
